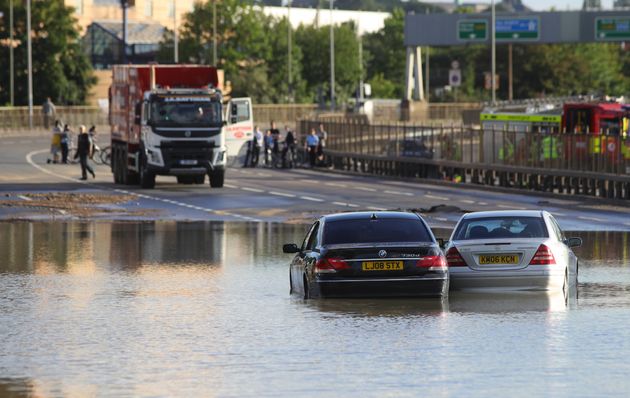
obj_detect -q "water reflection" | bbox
[308,298,448,318]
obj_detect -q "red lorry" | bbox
[109,64,253,189]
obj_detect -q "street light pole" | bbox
[491,0,496,105]
[288,0,292,102]
[213,0,217,65]
[174,0,178,63]
[329,0,335,111]
[121,0,128,63]
[9,0,14,106]
[26,0,33,129]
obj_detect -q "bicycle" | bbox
[98,145,111,166]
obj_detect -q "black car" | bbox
[283,211,449,299]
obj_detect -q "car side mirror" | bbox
[566,237,582,248]
[283,243,300,254]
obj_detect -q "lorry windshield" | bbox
[150,100,221,127]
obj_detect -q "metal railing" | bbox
[300,119,630,176]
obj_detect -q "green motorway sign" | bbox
[457,20,488,41]
[596,17,630,40]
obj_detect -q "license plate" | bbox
[479,254,519,265]
[179,159,198,165]
[362,261,403,271]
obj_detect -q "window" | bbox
[453,216,549,240]
[547,216,565,242]
[144,0,153,17]
[75,0,83,15]
[323,218,431,245]
[230,100,250,124]
[301,222,319,252]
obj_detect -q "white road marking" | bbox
[385,190,414,196]
[22,149,283,221]
[478,202,488,206]
[459,199,475,204]
[333,201,359,208]
[269,191,296,198]
[325,182,348,188]
[367,206,387,211]
[17,195,33,201]
[425,194,449,201]
[578,216,605,222]
[6,141,16,145]
[256,172,272,177]
[300,196,324,202]
[498,204,527,210]
[552,212,567,217]
[434,217,448,222]
[241,187,264,193]
[224,183,238,188]
[356,187,377,192]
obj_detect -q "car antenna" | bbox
[371,213,378,220]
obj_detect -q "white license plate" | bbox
[180,159,198,165]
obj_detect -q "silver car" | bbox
[444,210,581,292]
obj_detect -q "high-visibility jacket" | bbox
[542,135,559,160]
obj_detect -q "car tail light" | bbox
[315,257,351,273]
[445,247,467,267]
[416,255,447,271]
[529,244,556,265]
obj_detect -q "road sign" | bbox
[449,69,461,87]
[595,17,630,41]
[496,17,540,41]
[457,19,488,41]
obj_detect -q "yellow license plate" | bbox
[479,254,519,265]
[362,261,404,271]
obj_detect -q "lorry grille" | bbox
[160,141,214,168]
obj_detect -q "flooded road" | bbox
[1,222,630,397]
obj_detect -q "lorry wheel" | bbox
[194,175,205,184]
[139,157,156,189]
[209,169,225,188]
[112,146,121,184]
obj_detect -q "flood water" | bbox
[1,222,630,397]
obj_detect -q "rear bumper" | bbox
[449,270,565,292]
[313,275,449,298]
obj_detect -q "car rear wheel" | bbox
[303,275,309,299]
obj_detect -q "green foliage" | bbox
[0,0,96,105]
[367,73,397,98]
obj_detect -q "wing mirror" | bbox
[566,237,582,248]
[283,243,300,254]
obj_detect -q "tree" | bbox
[0,0,96,106]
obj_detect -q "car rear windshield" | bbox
[453,216,548,240]
[323,218,432,245]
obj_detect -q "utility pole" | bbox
[174,0,178,63]
[213,0,217,65]
[491,0,496,105]
[329,0,335,111]
[27,0,33,129]
[288,0,292,102]
[121,0,128,63]
[10,0,14,106]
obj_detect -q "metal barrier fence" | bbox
[300,119,630,176]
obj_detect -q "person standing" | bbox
[305,128,320,168]
[317,123,328,163]
[263,130,273,166]
[251,126,263,167]
[48,120,62,164]
[60,124,71,164]
[282,125,296,168]
[74,125,95,180]
[42,97,56,129]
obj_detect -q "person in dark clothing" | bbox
[74,125,95,180]
[60,124,71,164]
[282,125,296,168]
[242,139,252,168]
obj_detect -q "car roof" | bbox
[460,210,546,220]
[322,211,422,222]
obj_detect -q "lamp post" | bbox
[213,0,217,65]
[174,0,178,63]
[120,0,128,64]
[329,0,335,111]
[288,0,292,102]
[27,0,33,129]
[491,0,496,105]
[10,0,14,106]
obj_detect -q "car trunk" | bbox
[322,243,439,278]
[456,239,540,271]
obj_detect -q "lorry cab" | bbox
[224,98,254,160]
